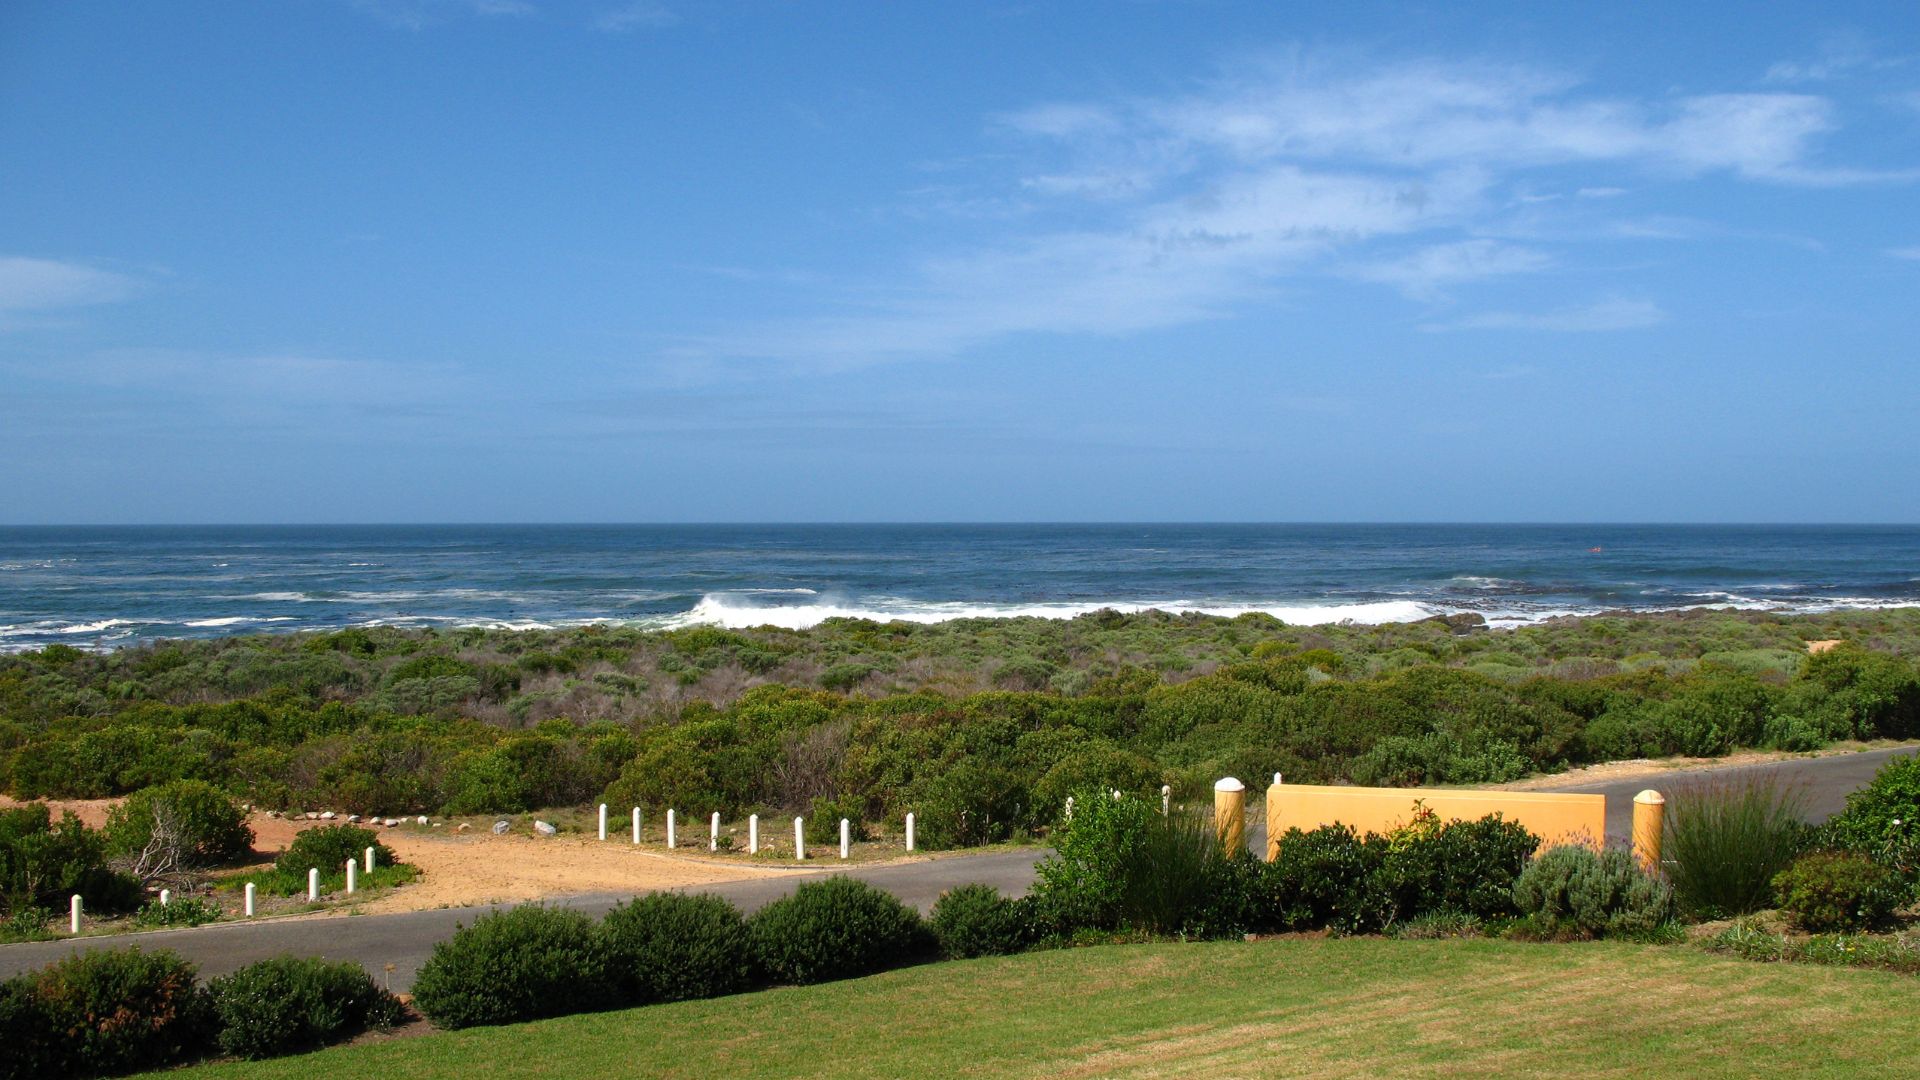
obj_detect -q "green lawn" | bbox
[155,937,1920,1079]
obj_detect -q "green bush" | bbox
[1253,824,1385,933]
[104,780,254,876]
[1370,812,1541,924]
[15,947,214,1078]
[748,877,932,985]
[1512,845,1675,938]
[274,824,397,879]
[1771,851,1899,933]
[209,956,403,1059]
[1664,778,1811,919]
[1031,794,1246,937]
[929,883,1028,959]
[131,895,222,930]
[0,803,142,917]
[911,762,1027,849]
[1822,754,1920,860]
[0,972,56,1080]
[411,905,614,1029]
[600,893,757,1004]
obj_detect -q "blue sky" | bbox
[2,1,1917,524]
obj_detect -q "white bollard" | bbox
[1064,795,1075,822]
[632,806,641,844]
[159,888,170,907]
[710,812,720,851]
[794,816,806,861]
[840,817,850,859]
[1113,788,1122,801]
[906,812,916,852]
[70,894,82,934]
[749,813,759,854]
[598,803,608,841]
[345,857,358,894]
[308,867,320,901]
[244,883,256,918]
[1162,784,1172,815]
[667,809,677,849]
[1274,772,1283,786]
[365,846,376,873]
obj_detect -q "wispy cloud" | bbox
[594,2,676,32]
[1345,239,1551,301]
[1889,247,1920,260]
[0,256,138,312]
[348,0,535,31]
[1427,297,1668,333]
[1764,31,1907,84]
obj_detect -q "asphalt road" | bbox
[5,745,1912,991]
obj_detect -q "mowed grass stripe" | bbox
[149,938,1920,1080]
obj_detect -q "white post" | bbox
[905,812,916,852]
[1274,772,1283,786]
[794,816,806,861]
[69,894,82,934]
[308,867,320,901]
[839,817,850,859]
[1064,795,1075,822]
[632,806,641,844]
[364,846,376,873]
[1162,784,1172,815]
[1113,788,1122,801]
[598,803,608,841]
[667,809,677,849]
[244,883,256,917]
[345,857,358,894]
[159,888,170,906]
[710,812,720,851]
[749,813,759,854]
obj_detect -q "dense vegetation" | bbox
[2,610,1917,830]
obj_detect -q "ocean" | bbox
[2,523,1917,652]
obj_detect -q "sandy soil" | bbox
[0,797,783,916]
[1488,740,1919,792]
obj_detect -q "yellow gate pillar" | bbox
[1632,790,1665,873]
[1214,777,1246,854]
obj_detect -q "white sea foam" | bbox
[182,616,299,628]
[668,594,1446,631]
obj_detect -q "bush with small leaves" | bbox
[274,824,397,880]
[410,905,614,1029]
[749,876,933,985]
[209,956,404,1060]
[1252,824,1386,933]
[929,883,1028,959]
[131,895,222,930]
[104,780,254,878]
[1772,851,1900,933]
[16,947,214,1078]
[1512,845,1675,938]
[600,893,757,1004]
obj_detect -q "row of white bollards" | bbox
[593,804,924,861]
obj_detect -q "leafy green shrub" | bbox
[1822,754,1920,857]
[209,956,403,1059]
[1511,845,1674,938]
[1664,778,1811,919]
[748,877,932,985]
[411,905,614,1029]
[274,824,397,879]
[1369,811,1541,924]
[0,803,141,916]
[911,762,1027,849]
[1771,851,1899,932]
[929,884,1028,959]
[104,780,254,877]
[600,893,757,1004]
[17,947,214,1077]
[1,907,53,944]
[805,795,868,845]
[0,972,56,1080]
[1253,824,1384,933]
[131,895,222,929]
[1031,794,1246,937]
[1030,749,1162,826]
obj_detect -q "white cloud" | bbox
[1764,31,1901,84]
[348,0,535,30]
[1577,186,1627,198]
[1428,297,1667,333]
[1346,239,1551,300]
[0,256,137,314]
[594,2,676,32]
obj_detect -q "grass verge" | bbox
[148,936,1920,1079]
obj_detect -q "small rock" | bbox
[492,820,511,835]
[383,818,400,827]
[304,811,319,820]
[320,811,336,820]
[458,822,472,833]
[534,820,558,837]
[416,815,429,826]
[347,814,361,823]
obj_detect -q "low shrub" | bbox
[410,905,614,1029]
[103,780,254,878]
[1030,793,1251,937]
[1,803,142,916]
[1253,824,1384,933]
[274,824,398,880]
[749,876,932,985]
[1663,778,1811,919]
[1699,917,1920,975]
[1511,845,1674,938]
[1821,755,1920,892]
[1372,809,1540,924]
[17,947,213,1078]
[131,895,222,930]
[929,883,1028,959]
[209,956,403,1060]
[0,972,56,1080]
[601,893,757,1004]
[1771,851,1899,933]
[1,907,53,944]
[910,762,1027,849]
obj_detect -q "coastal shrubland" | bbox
[0,610,1915,830]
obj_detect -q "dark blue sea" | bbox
[2,524,1918,652]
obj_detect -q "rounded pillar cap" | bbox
[1214,777,1246,792]
[1633,789,1665,804]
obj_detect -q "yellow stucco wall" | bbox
[1264,783,1606,860]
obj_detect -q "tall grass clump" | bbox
[1032,792,1249,937]
[1663,777,1810,919]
